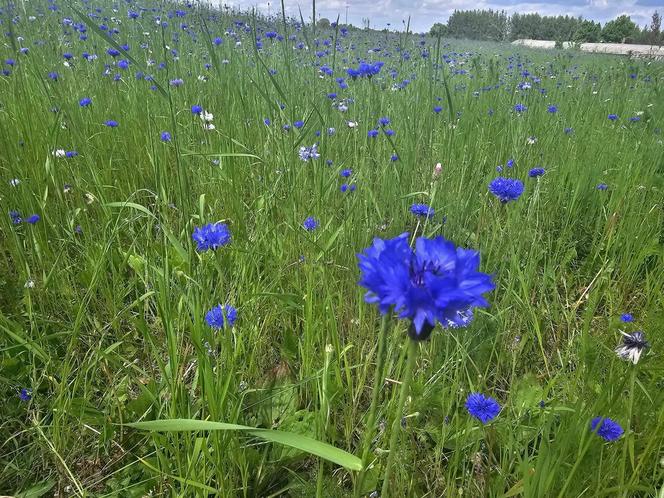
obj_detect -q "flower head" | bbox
[596,183,608,191]
[620,313,633,323]
[608,114,619,121]
[489,177,524,203]
[19,388,32,401]
[528,167,545,178]
[205,304,237,329]
[590,417,623,441]
[303,216,319,231]
[25,214,40,224]
[298,144,320,162]
[79,97,92,107]
[513,103,527,113]
[615,331,649,364]
[465,393,500,424]
[160,131,172,142]
[104,119,119,128]
[340,168,352,178]
[357,233,494,340]
[410,203,435,219]
[192,223,231,251]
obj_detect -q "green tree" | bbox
[650,11,661,45]
[574,20,602,42]
[317,18,330,29]
[601,15,637,43]
[429,23,447,38]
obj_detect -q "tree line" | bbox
[429,10,663,45]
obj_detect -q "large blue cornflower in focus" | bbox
[205,304,237,329]
[489,177,524,203]
[357,233,495,340]
[192,223,231,251]
[590,417,623,441]
[466,393,500,424]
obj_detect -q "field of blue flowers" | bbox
[1,0,663,496]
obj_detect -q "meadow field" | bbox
[1,1,664,496]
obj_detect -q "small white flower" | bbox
[347,121,358,128]
[527,136,538,145]
[200,111,214,123]
[63,61,70,67]
[84,192,96,204]
[615,331,649,365]
[28,15,36,21]
[9,178,20,186]
[24,279,35,289]
[203,123,216,131]
[222,59,230,64]
[53,149,66,158]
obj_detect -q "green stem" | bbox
[381,338,418,497]
[355,315,390,497]
[557,432,594,498]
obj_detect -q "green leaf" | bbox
[127,418,363,471]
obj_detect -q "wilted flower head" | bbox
[205,304,237,329]
[465,393,500,424]
[192,223,231,251]
[615,331,649,364]
[357,233,494,339]
[590,417,623,441]
[489,177,524,203]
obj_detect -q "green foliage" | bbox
[602,15,638,43]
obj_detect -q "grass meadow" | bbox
[1,1,664,496]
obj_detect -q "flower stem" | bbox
[355,315,390,497]
[380,338,418,497]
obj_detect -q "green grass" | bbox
[1,1,664,496]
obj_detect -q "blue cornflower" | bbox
[367,129,379,138]
[160,131,172,142]
[528,167,545,177]
[340,168,352,178]
[433,106,442,113]
[9,210,22,224]
[19,388,32,401]
[79,97,92,107]
[298,144,320,162]
[629,116,641,122]
[341,183,349,192]
[213,37,223,45]
[5,58,16,66]
[384,129,395,137]
[117,59,129,69]
[104,120,119,128]
[489,177,524,203]
[620,313,634,323]
[192,223,231,251]
[596,183,608,191]
[608,114,619,121]
[294,120,305,129]
[65,151,78,158]
[465,393,500,424]
[410,203,435,218]
[48,72,59,81]
[205,304,237,329]
[390,154,399,162]
[169,78,184,87]
[513,103,527,113]
[107,48,120,57]
[547,105,558,113]
[590,417,623,442]
[564,127,574,134]
[378,116,390,126]
[191,104,202,114]
[357,233,495,339]
[303,216,319,231]
[264,118,271,126]
[25,214,40,224]
[506,159,515,168]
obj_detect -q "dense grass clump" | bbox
[1,1,663,496]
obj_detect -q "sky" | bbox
[219,0,662,33]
